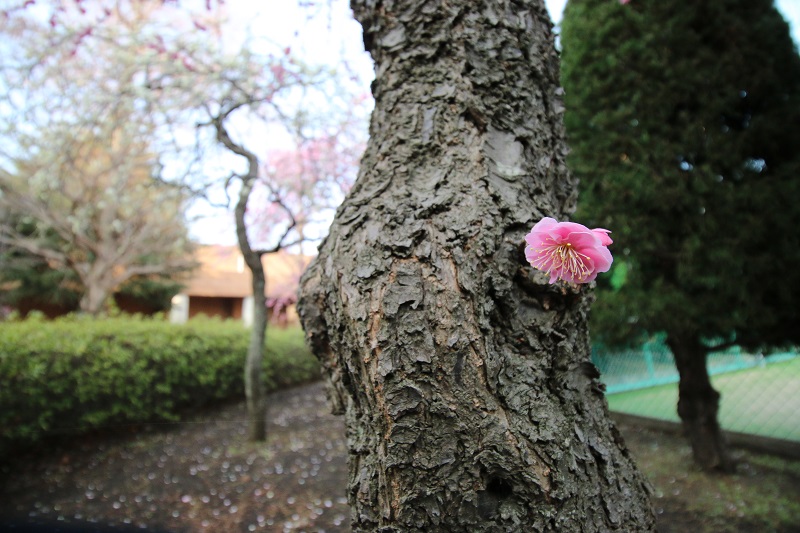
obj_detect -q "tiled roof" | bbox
[184,245,312,300]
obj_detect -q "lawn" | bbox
[606,357,800,441]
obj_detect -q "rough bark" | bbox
[667,333,734,472]
[298,0,655,531]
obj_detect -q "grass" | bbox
[626,423,800,532]
[606,358,800,441]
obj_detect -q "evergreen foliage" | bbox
[0,218,81,311]
[561,0,800,351]
[0,217,184,315]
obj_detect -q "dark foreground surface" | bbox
[2,381,798,532]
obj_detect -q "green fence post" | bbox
[735,347,745,368]
[644,344,656,382]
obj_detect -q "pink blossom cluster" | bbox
[524,217,613,284]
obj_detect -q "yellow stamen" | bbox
[529,239,592,281]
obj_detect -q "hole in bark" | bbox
[486,477,513,497]
[453,352,464,384]
[517,240,528,265]
[477,476,514,520]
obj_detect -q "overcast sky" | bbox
[236,0,800,88]
[191,0,800,245]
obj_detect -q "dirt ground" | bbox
[2,381,798,533]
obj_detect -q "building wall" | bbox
[114,294,165,316]
[16,294,162,318]
[15,300,75,319]
[188,296,244,320]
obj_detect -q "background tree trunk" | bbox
[78,284,108,316]
[667,333,734,472]
[243,248,268,442]
[299,0,655,530]
[236,177,268,443]
[219,116,269,443]
[77,266,115,316]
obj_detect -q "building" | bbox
[169,245,312,326]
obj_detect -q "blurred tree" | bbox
[561,0,800,471]
[210,99,361,443]
[154,22,363,444]
[0,0,366,442]
[0,120,196,316]
[0,217,183,315]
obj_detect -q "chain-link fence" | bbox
[592,336,799,443]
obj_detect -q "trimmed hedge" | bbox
[0,315,319,456]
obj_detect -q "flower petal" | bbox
[592,228,613,246]
[583,245,613,274]
[563,230,601,249]
[551,221,593,239]
[531,217,558,232]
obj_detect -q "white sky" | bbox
[228,0,800,83]
[191,0,800,245]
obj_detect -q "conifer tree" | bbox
[561,0,800,471]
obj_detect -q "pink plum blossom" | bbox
[525,217,613,284]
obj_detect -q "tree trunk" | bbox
[298,1,655,531]
[243,249,268,442]
[213,111,269,442]
[667,333,734,472]
[78,284,108,316]
[78,267,115,316]
[237,180,268,443]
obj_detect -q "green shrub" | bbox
[0,315,318,456]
